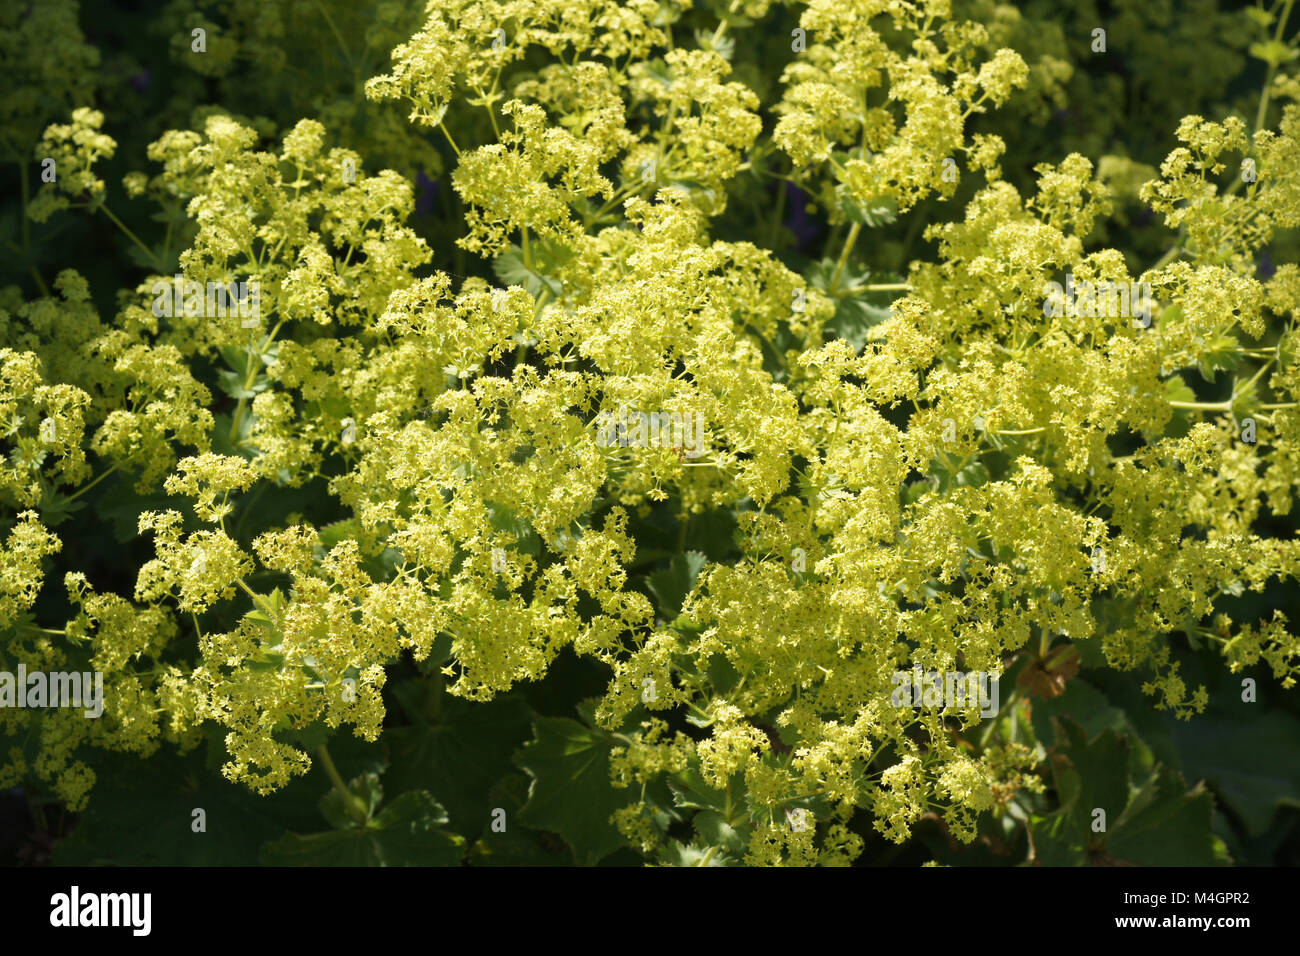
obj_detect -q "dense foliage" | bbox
[3,0,1300,866]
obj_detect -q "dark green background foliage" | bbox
[2,0,1299,866]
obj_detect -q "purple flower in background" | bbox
[1258,248,1275,280]
[130,70,151,94]
[416,170,437,216]
[784,181,823,252]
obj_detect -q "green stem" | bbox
[161,199,176,268]
[97,204,164,270]
[19,160,33,255]
[1168,356,1278,415]
[233,577,278,619]
[16,161,49,295]
[844,282,910,292]
[438,122,461,158]
[1236,355,1277,398]
[317,744,369,824]
[313,0,353,70]
[232,479,269,542]
[711,0,743,44]
[766,174,787,248]
[471,84,502,139]
[1254,0,1295,136]
[16,622,66,636]
[828,222,862,296]
[978,687,1018,749]
[229,316,287,442]
[1151,0,1295,268]
[1147,231,1185,273]
[64,465,119,501]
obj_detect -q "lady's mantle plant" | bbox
[3,0,1300,866]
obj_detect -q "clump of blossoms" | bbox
[2,0,1299,865]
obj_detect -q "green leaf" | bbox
[467,773,573,866]
[1196,334,1242,382]
[656,839,734,866]
[705,653,741,694]
[1027,677,1129,744]
[1170,710,1300,835]
[385,677,532,840]
[125,244,167,271]
[423,100,450,127]
[53,745,319,865]
[1032,718,1226,865]
[216,369,263,399]
[215,345,253,398]
[492,239,567,298]
[36,489,86,527]
[96,477,174,543]
[836,185,898,227]
[1107,767,1227,865]
[277,719,329,749]
[359,546,404,582]
[693,809,746,853]
[1249,39,1298,68]
[667,765,745,815]
[640,58,674,92]
[746,319,793,383]
[806,255,867,297]
[1163,373,1196,405]
[242,609,276,634]
[317,770,384,829]
[663,179,720,208]
[318,518,360,551]
[486,499,541,556]
[646,550,707,617]
[513,714,634,864]
[260,791,464,865]
[826,294,892,353]
[953,460,990,489]
[693,27,734,61]
[211,411,256,460]
[703,0,753,29]
[1048,720,1133,824]
[1245,7,1275,30]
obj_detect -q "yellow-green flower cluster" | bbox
[4,0,1300,865]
